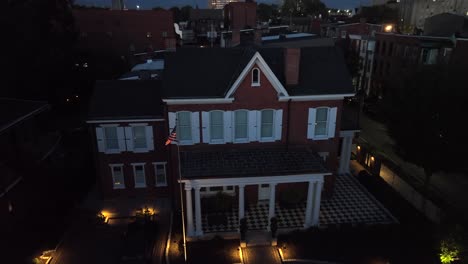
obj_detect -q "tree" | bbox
[170,6,181,23]
[257,3,279,22]
[281,0,326,18]
[356,5,398,24]
[383,63,467,206]
[180,5,193,22]
[152,6,165,11]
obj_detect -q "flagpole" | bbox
[177,140,187,262]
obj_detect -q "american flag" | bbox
[165,125,178,146]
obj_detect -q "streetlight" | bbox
[136,5,140,10]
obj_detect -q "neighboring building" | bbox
[324,21,383,39]
[87,46,358,238]
[370,33,456,99]
[0,99,51,223]
[189,9,224,44]
[399,0,468,30]
[209,0,241,9]
[87,81,169,198]
[111,0,125,10]
[162,47,357,237]
[73,10,176,58]
[224,1,257,30]
[424,13,468,38]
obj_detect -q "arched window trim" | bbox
[251,68,260,87]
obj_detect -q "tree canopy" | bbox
[257,3,280,22]
[281,0,326,18]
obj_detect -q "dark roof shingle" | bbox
[180,148,328,179]
[88,80,164,121]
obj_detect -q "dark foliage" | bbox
[257,3,280,22]
[281,0,326,18]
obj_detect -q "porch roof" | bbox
[180,147,329,179]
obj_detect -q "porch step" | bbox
[245,231,271,247]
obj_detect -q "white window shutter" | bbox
[248,110,257,142]
[191,112,200,144]
[256,111,262,140]
[224,111,232,143]
[146,126,154,150]
[202,111,210,143]
[96,127,105,152]
[124,127,134,151]
[307,108,316,139]
[169,112,176,133]
[328,107,337,138]
[117,127,126,152]
[275,109,283,141]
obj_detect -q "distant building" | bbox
[189,9,224,44]
[111,0,125,10]
[209,0,241,9]
[424,13,468,38]
[73,9,176,58]
[399,0,468,30]
[224,1,257,30]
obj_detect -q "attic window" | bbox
[252,68,260,87]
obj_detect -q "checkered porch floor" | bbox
[199,174,396,233]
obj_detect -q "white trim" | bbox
[129,123,148,126]
[132,163,147,188]
[100,124,119,127]
[153,162,168,187]
[109,164,125,189]
[225,52,289,99]
[179,173,328,188]
[279,93,355,101]
[87,118,164,124]
[251,68,260,87]
[163,98,234,105]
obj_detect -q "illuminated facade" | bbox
[209,0,241,9]
[400,0,468,29]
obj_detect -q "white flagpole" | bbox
[176,136,187,262]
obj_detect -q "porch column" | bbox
[312,181,324,226]
[239,184,245,220]
[339,136,352,174]
[194,186,203,236]
[304,180,315,228]
[268,183,277,224]
[185,184,194,236]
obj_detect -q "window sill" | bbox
[209,139,225,144]
[179,140,193,146]
[134,185,147,188]
[156,184,168,187]
[132,148,150,153]
[251,83,260,87]
[259,138,275,142]
[113,186,125,189]
[105,149,121,154]
[233,138,249,144]
[311,136,330,141]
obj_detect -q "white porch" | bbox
[180,174,327,237]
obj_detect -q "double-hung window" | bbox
[132,164,146,188]
[177,112,192,142]
[234,110,248,141]
[210,111,224,142]
[132,126,147,149]
[315,108,329,137]
[153,162,167,187]
[260,109,274,140]
[110,164,125,189]
[104,127,119,151]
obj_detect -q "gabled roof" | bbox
[162,46,354,99]
[0,98,49,134]
[88,80,164,121]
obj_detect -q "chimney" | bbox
[284,48,301,86]
[232,29,240,47]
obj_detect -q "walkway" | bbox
[360,113,468,218]
[242,246,282,264]
[200,174,396,233]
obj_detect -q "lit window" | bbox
[177,112,192,141]
[133,126,147,149]
[260,110,274,139]
[234,110,248,140]
[315,108,329,136]
[147,32,152,38]
[210,111,224,141]
[133,164,146,188]
[104,127,119,150]
[111,165,125,189]
[154,163,167,186]
[252,68,260,86]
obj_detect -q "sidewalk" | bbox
[359,113,468,218]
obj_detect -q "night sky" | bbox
[75,0,371,10]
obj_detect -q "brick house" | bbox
[162,47,357,237]
[87,46,358,238]
[87,81,171,198]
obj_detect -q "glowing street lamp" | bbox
[384,24,393,32]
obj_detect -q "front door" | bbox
[258,184,270,201]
